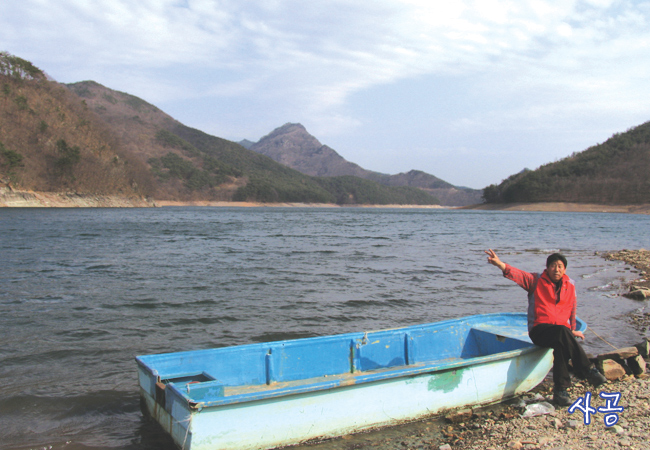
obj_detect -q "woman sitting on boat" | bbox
[485,249,607,406]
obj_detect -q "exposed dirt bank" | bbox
[466,202,650,214]
[4,188,648,212]
[154,200,446,208]
[0,187,154,207]
[0,188,447,208]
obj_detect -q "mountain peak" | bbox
[245,123,482,206]
[279,122,305,130]
[257,123,316,145]
[249,123,368,178]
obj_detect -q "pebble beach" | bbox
[447,375,650,450]
[302,375,650,450]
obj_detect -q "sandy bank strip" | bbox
[465,202,650,214]
[0,191,447,208]
[0,188,154,207]
[0,187,447,208]
[154,200,447,208]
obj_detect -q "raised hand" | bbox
[485,249,506,271]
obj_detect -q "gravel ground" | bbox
[448,376,650,450]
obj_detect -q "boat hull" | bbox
[137,313,585,450]
[139,346,552,450]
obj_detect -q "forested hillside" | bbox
[0,52,153,198]
[0,51,439,206]
[483,121,650,204]
[66,79,254,202]
[170,123,438,205]
[5,51,648,208]
[64,77,439,205]
[313,176,440,205]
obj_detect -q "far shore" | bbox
[464,201,650,214]
[154,200,447,209]
[1,188,649,213]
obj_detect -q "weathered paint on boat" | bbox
[136,313,587,450]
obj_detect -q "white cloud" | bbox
[7,1,649,106]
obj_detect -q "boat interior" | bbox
[137,314,540,407]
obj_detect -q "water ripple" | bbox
[0,207,648,449]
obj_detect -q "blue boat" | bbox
[136,312,587,450]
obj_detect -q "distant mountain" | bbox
[63,81,438,205]
[238,139,255,150]
[247,123,369,178]
[483,121,650,204]
[247,123,482,206]
[64,81,328,202]
[367,170,483,207]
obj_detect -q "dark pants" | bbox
[529,324,592,390]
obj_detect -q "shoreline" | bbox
[2,188,649,213]
[464,202,650,214]
[0,188,155,208]
[155,200,447,208]
[0,187,446,208]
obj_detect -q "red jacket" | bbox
[503,264,577,332]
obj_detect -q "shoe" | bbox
[553,388,572,406]
[587,367,607,387]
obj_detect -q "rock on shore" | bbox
[600,250,650,336]
[301,375,650,450]
[602,250,650,299]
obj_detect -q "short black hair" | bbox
[546,253,568,268]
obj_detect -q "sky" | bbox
[2,1,650,189]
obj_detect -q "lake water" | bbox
[1,207,648,449]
